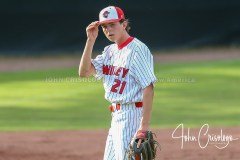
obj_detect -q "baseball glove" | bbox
[128,130,160,160]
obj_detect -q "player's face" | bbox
[101,21,125,42]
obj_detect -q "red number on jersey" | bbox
[111,79,121,93]
[119,81,126,94]
[110,79,127,94]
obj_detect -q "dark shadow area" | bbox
[0,0,240,55]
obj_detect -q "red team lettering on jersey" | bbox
[102,65,129,78]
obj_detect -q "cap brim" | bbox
[98,19,121,25]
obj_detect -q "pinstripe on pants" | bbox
[103,103,142,160]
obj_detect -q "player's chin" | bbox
[106,36,115,42]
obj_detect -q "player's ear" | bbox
[122,20,128,30]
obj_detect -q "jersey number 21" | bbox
[111,79,126,94]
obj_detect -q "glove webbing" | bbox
[127,132,161,160]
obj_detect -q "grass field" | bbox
[0,59,239,131]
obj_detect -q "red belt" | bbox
[109,102,143,112]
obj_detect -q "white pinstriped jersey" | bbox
[91,37,157,104]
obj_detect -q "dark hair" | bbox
[120,19,131,33]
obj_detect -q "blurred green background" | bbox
[0,59,239,131]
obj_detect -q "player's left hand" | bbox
[129,130,160,159]
[136,125,149,148]
[136,130,147,148]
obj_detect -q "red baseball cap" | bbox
[99,6,125,24]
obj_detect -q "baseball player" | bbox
[79,6,157,160]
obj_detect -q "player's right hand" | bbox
[86,21,99,41]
